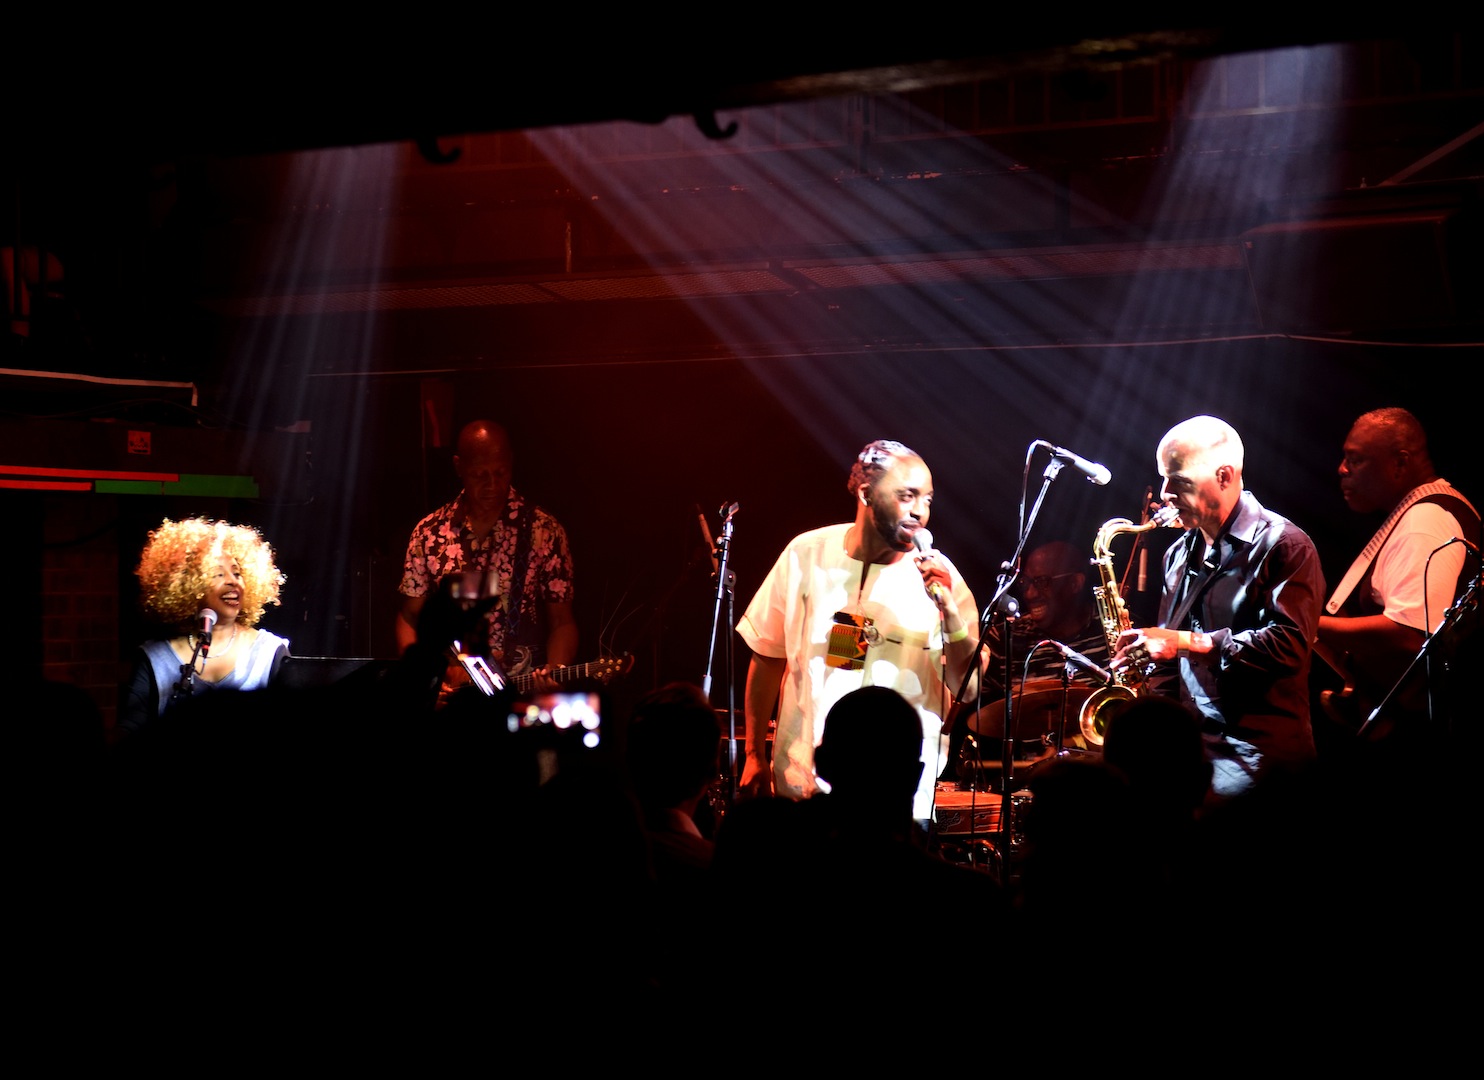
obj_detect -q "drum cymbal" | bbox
[966,685,1094,740]
[958,741,1057,778]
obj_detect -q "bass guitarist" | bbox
[1314,408,1480,753]
[397,418,579,696]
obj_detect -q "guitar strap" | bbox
[1326,481,1480,614]
[504,499,536,656]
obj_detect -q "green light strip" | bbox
[94,474,261,497]
[94,480,168,495]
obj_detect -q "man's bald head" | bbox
[456,420,511,460]
[454,420,514,519]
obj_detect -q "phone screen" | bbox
[506,692,602,749]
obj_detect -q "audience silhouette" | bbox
[35,568,1466,1047]
[625,681,723,882]
[713,686,1008,1000]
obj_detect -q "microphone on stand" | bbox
[1041,442,1113,486]
[196,608,217,658]
[696,504,719,575]
[1042,639,1113,685]
[912,528,947,602]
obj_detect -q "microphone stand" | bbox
[1055,659,1074,757]
[173,632,209,705]
[1360,564,1480,740]
[703,502,740,802]
[954,451,1065,879]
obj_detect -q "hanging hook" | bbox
[416,135,461,165]
[694,111,738,140]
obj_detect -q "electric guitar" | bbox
[1313,638,1416,742]
[447,647,634,699]
[506,653,634,695]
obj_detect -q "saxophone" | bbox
[1078,504,1182,746]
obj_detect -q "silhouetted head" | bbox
[1102,692,1212,817]
[815,686,924,808]
[626,681,721,812]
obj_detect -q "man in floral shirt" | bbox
[396,419,577,686]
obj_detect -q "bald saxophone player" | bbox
[1110,415,1324,805]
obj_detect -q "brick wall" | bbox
[40,494,121,737]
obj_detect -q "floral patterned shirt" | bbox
[399,487,575,670]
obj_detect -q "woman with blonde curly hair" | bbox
[119,516,291,735]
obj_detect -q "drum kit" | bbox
[934,678,1102,877]
[951,678,1097,789]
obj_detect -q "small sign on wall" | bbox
[127,430,151,455]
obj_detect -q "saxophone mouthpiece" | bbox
[1150,504,1183,528]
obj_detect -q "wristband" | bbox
[1178,630,1210,656]
[945,626,969,644]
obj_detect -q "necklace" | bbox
[191,623,240,659]
[216,624,241,657]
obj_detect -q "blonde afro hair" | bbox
[134,517,285,629]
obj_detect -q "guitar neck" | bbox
[510,656,627,693]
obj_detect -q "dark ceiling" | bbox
[6,23,1484,394]
[11,24,1410,158]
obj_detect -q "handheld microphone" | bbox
[1046,443,1112,486]
[912,528,947,603]
[197,608,217,657]
[1042,639,1113,684]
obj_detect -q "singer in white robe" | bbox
[736,439,984,824]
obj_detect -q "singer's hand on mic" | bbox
[910,528,952,606]
[917,557,952,607]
